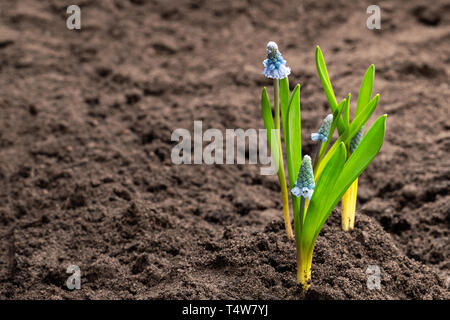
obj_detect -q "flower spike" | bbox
[350,126,364,153]
[311,114,333,142]
[291,155,315,200]
[263,41,291,79]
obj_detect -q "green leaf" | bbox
[280,77,290,139]
[302,115,386,251]
[261,87,280,161]
[261,87,274,142]
[355,65,374,117]
[286,85,301,187]
[346,94,379,141]
[315,47,335,102]
[343,93,350,126]
[315,46,345,135]
[301,142,346,249]
[318,114,387,229]
[315,94,379,178]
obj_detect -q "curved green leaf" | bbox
[286,85,301,187]
[317,94,380,175]
[261,87,274,143]
[261,87,279,158]
[315,46,345,135]
[343,93,351,126]
[319,114,387,229]
[301,142,346,249]
[346,94,379,141]
[355,65,374,117]
[280,77,290,139]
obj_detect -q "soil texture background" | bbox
[0,0,449,299]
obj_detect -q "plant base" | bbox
[341,178,358,231]
[297,249,313,295]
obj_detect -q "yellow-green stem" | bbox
[341,179,358,231]
[278,169,293,240]
[312,141,322,170]
[296,197,312,295]
[297,246,313,295]
[349,178,358,229]
[274,79,293,240]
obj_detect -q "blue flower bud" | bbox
[350,126,364,153]
[263,41,291,79]
[311,114,333,142]
[291,155,315,200]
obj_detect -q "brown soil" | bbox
[0,0,449,299]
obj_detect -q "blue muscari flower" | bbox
[350,126,364,153]
[263,41,291,79]
[311,114,333,142]
[291,155,315,201]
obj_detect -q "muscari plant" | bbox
[260,42,387,293]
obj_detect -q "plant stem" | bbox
[296,197,312,295]
[297,250,313,295]
[349,178,358,229]
[341,188,351,231]
[341,179,358,231]
[274,79,280,134]
[299,197,305,232]
[278,170,293,240]
[274,79,293,240]
[292,197,301,242]
[312,142,322,170]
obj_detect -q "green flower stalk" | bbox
[261,41,293,240]
[291,155,314,291]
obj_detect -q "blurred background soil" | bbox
[0,0,448,299]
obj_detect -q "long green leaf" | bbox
[261,87,280,162]
[315,94,379,178]
[286,85,301,187]
[355,65,374,117]
[318,114,387,229]
[343,93,350,126]
[315,46,346,135]
[280,77,290,139]
[315,47,335,103]
[346,94,379,141]
[301,142,346,249]
[261,87,274,144]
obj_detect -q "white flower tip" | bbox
[267,41,278,51]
